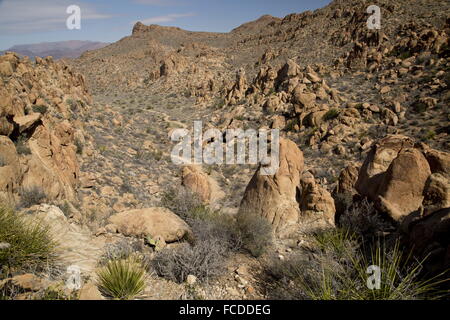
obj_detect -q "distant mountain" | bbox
[1,40,110,60]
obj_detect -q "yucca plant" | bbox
[348,240,449,300]
[0,206,57,276]
[278,229,448,300]
[97,256,146,300]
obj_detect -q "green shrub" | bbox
[19,186,47,208]
[32,105,48,115]
[323,108,340,121]
[285,118,299,132]
[412,101,428,113]
[237,213,273,257]
[74,138,83,155]
[0,206,57,276]
[422,130,436,141]
[97,257,146,300]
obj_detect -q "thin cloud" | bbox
[137,12,195,25]
[0,0,113,34]
[133,0,182,6]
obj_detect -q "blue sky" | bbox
[0,0,331,50]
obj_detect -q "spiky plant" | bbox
[97,256,146,300]
[0,205,57,276]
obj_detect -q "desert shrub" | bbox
[14,135,31,155]
[160,187,204,223]
[412,101,428,113]
[155,188,242,283]
[99,239,148,267]
[422,130,436,141]
[0,206,57,276]
[32,105,48,114]
[74,138,83,155]
[37,287,76,300]
[323,108,340,121]
[161,187,242,249]
[237,213,273,257]
[338,199,393,238]
[152,239,227,283]
[285,118,299,132]
[97,256,146,300]
[266,229,448,300]
[19,186,47,208]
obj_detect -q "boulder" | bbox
[181,165,212,203]
[377,149,431,221]
[109,207,192,243]
[238,138,304,236]
[336,164,360,195]
[423,173,450,214]
[299,173,335,227]
[355,135,415,201]
[355,135,449,222]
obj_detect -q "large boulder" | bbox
[355,135,449,222]
[355,135,415,201]
[377,148,431,221]
[238,138,304,236]
[109,208,192,243]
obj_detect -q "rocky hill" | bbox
[1,0,449,301]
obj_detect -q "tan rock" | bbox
[299,173,335,226]
[0,61,14,76]
[109,207,192,242]
[336,164,360,194]
[13,113,42,133]
[423,173,450,214]
[238,138,304,236]
[355,135,415,200]
[79,282,104,300]
[377,149,431,221]
[182,165,211,203]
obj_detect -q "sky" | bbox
[0,0,332,50]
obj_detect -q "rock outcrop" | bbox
[238,138,335,237]
[0,52,90,205]
[355,135,449,222]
